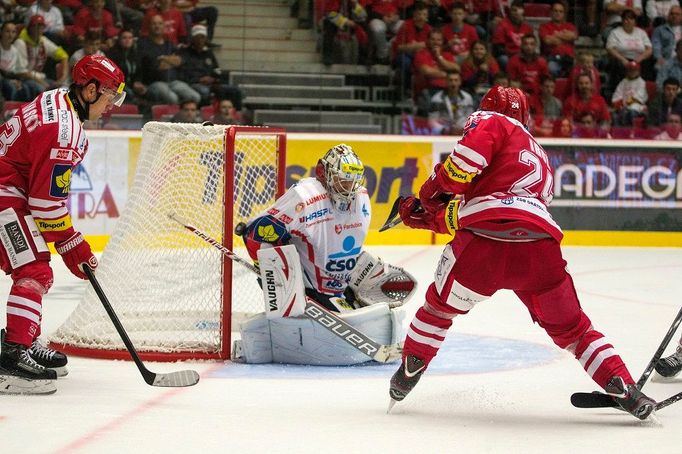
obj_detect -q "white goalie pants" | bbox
[233,302,406,365]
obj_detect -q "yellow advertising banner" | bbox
[287,138,435,244]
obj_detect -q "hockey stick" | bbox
[379,196,404,232]
[571,305,682,409]
[169,213,403,363]
[84,266,200,387]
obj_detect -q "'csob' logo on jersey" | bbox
[50,164,72,198]
[325,236,362,272]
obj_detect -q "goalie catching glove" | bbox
[55,232,98,279]
[348,251,417,308]
[399,196,459,235]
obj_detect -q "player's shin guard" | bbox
[4,285,43,346]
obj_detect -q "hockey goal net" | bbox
[49,123,286,360]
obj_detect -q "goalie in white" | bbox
[233,144,416,365]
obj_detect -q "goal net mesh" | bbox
[49,123,285,360]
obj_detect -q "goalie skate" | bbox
[0,340,57,395]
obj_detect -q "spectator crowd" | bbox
[319,0,682,139]
[0,0,245,126]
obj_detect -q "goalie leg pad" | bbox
[235,304,405,365]
[257,245,306,319]
[348,251,417,308]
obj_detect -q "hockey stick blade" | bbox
[570,392,618,408]
[84,266,200,388]
[379,196,404,232]
[571,389,682,412]
[171,216,403,363]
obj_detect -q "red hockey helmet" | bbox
[72,54,126,106]
[479,86,529,127]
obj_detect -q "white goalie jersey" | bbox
[243,177,372,296]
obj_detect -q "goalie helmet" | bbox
[72,54,126,107]
[315,144,365,210]
[479,85,529,127]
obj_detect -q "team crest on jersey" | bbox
[50,164,72,197]
[257,224,280,242]
[295,202,305,213]
[335,224,342,234]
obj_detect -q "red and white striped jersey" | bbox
[439,111,563,241]
[0,89,87,243]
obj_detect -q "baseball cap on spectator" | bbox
[191,25,207,37]
[29,15,46,27]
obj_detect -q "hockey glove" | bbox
[419,163,454,213]
[55,232,98,280]
[399,196,459,235]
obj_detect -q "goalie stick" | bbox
[169,213,403,363]
[571,305,682,410]
[84,266,200,387]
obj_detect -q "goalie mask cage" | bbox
[49,123,286,361]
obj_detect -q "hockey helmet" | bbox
[315,144,364,210]
[479,85,529,127]
[72,54,126,106]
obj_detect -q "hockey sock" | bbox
[574,329,633,389]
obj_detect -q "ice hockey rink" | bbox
[1,245,680,454]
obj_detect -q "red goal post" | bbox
[49,123,287,361]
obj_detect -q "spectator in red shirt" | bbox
[72,0,120,50]
[320,0,369,65]
[491,0,533,69]
[460,39,499,100]
[462,0,504,39]
[141,0,188,46]
[367,0,403,64]
[539,1,577,77]
[413,28,459,101]
[562,72,611,133]
[507,34,549,96]
[174,0,219,44]
[392,2,431,95]
[566,50,602,99]
[530,75,563,137]
[442,2,478,63]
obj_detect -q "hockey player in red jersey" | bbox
[0,54,125,394]
[388,85,657,420]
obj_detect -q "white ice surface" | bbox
[1,245,680,454]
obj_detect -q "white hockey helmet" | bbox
[315,144,365,209]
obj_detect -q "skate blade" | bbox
[0,375,56,395]
[387,399,398,414]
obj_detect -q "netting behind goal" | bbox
[49,123,286,360]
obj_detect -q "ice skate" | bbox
[28,337,69,377]
[0,338,57,395]
[654,347,682,379]
[388,355,425,410]
[605,376,656,420]
[1,329,68,377]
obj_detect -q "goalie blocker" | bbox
[233,245,415,365]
